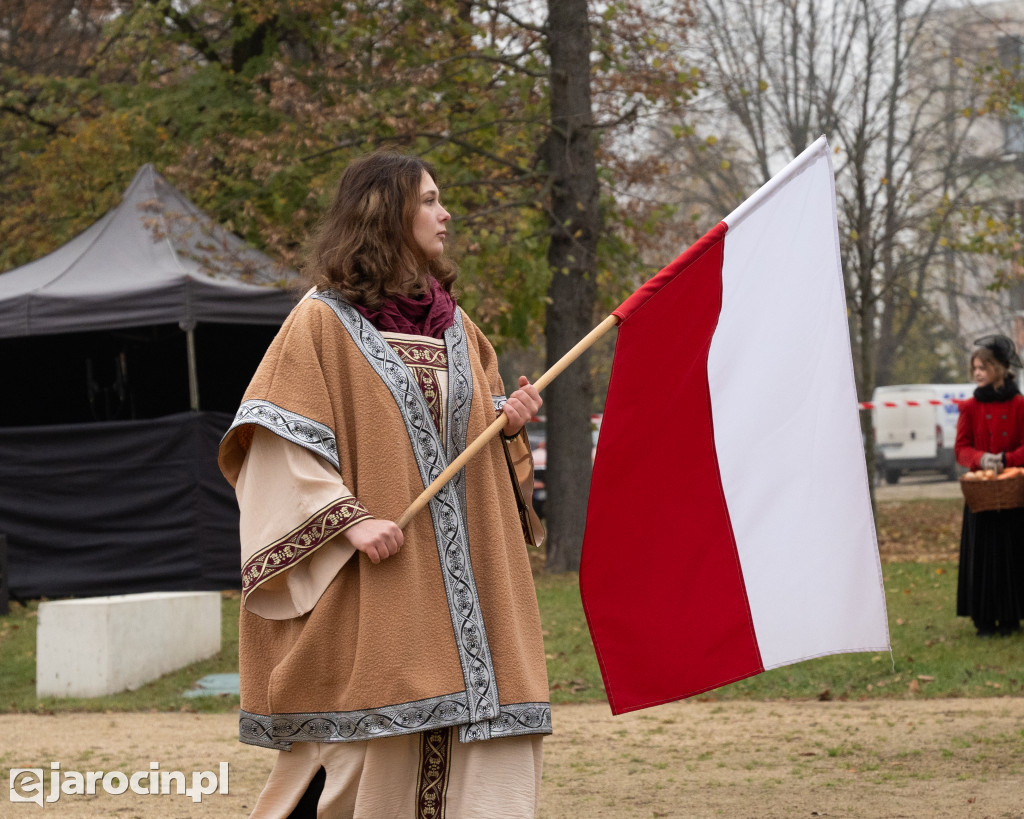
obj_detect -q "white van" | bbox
[872,383,975,483]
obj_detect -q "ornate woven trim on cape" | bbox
[312,290,500,740]
[224,400,339,470]
[444,317,473,538]
[241,496,372,598]
[238,699,552,750]
[416,727,452,818]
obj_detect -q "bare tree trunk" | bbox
[542,0,602,572]
[858,300,879,515]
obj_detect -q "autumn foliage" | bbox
[2,0,696,348]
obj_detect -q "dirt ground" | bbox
[3,698,1023,818]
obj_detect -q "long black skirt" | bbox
[957,505,1024,627]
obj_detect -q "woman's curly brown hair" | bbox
[305,151,457,308]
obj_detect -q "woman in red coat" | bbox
[955,335,1024,637]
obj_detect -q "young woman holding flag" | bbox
[219,152,548,818]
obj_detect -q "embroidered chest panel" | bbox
[387,336,449,438]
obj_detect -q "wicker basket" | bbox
[960,473,1024,513]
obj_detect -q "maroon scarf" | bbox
[353,277,456,339]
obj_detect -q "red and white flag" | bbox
[580,136,890,715]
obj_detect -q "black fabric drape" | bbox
[0,412,240,599]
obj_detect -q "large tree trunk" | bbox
[542,0,602,572]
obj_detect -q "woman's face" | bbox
[972,356,1003,389]
[411,171,450,262]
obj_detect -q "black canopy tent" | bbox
[0,165,298,598]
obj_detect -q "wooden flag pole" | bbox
[395,313,620,529]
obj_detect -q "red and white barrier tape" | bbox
[858,398,966,411]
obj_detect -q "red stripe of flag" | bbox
[580,222,764,714]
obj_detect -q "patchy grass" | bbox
[533,559,1024,705]
[702,559,1024,702]
[876,497,963,562]
[534,570,605,704]
[534,498,1024,703]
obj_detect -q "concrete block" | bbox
[36,591,222,698]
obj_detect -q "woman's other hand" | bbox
[980,452,1004,475]
[344,519,404,564]
[502,376,542,437]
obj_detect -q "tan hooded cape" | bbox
[219,290,550,750]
